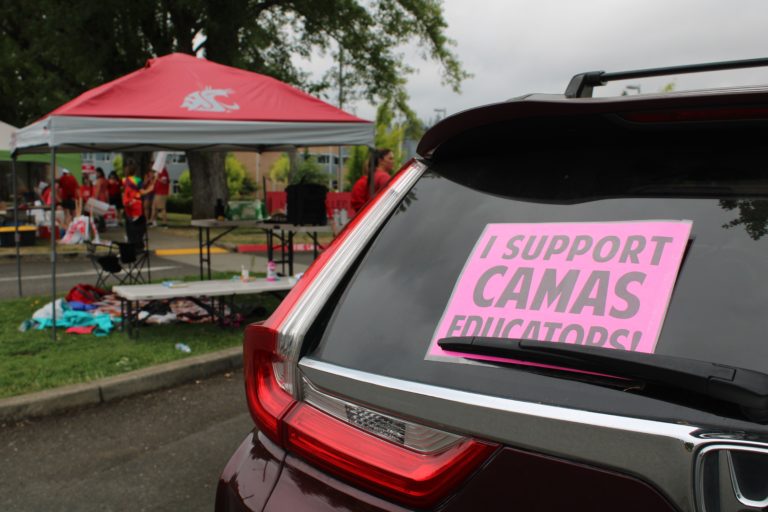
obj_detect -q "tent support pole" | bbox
[12,155,21,296]
[50,148,57,341]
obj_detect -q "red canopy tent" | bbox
[9,54,373,333]
[12,52,373,153]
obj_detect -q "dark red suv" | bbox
[217,59,768,512]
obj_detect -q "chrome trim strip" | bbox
[299,358,768,512]
[695,444,768,511]
[277,162,426,394]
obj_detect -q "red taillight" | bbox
[243,324,296,443]
[243,160,496,506]
[283,403,496,509]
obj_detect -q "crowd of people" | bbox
[35,160,170,230]
[26,148,393,235]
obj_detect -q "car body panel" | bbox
[215,431,285,512]
[218,69,768,512]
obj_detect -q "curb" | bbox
[0,346,243,423]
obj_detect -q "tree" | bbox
[345,100,422,188]
[270,154,291,185]
[111,155,123,178]
[178,153,249,198]
[225,154,247,197]
[270,152,328,186]
[1,0,467,217]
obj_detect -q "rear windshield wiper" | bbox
[438,337,768,411]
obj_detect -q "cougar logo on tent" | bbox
[181,87,240,113]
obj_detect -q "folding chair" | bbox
[87,241,118,288]
[116,239,150,284]
[88,216,151,287]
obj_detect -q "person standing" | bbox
[57,168,80,226]
[350,148,395,213]
[142,168,156,222]
[80,173,93,205]
[93,167,109,203]
[107,171,123,221]
[122,161,147,247]
[91,167,110,231]
[38,181,51,206]
[151,166,170,227]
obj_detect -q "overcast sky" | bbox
[330,0,768,123]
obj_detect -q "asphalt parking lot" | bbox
[0,369,252,512]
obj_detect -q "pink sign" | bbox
[427,220,692,365]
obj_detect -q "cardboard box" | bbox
[226,200,265,221]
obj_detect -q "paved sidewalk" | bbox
[0,346,244,423]
[1,224,312,275]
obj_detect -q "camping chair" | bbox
[88,216,151,287]
[116,238,150,284]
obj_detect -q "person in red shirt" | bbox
[350,148,395,213]
[93,167,109,203]
[57,168,80,225]
[151,167,170,227]
[122,161,153,247]
[122,163,144,221]
[107,171,123,220]
[80,173,93,205]
[39,181,51,206]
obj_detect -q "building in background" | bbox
[165,152,188,194]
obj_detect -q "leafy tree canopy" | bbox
[270,152,328,186]
[1,0,465,217]
[345,100,421,188]
[0,0,468,127]
[178,152,249,197]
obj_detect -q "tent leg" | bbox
[12,156,22,296]
[50,148,57,341]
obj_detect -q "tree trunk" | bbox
[122,152,152,179]
[187,151,228,219]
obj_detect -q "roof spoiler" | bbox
[565,57,768,98]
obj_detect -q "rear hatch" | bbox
[251,94,768,511]
[312,103,768,425]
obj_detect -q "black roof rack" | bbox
[565,57,768,98]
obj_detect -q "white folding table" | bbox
[191,219,333,279]
[113,278,294,336]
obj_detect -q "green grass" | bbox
[0,275,282,399]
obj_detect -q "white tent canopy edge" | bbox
[11,115,374,154]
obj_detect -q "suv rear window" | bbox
[310,116,768,424]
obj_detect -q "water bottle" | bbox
[175,342,192,354]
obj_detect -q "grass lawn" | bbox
[0,272,282,399]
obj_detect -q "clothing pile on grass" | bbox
[24,284,246,336]
[135,297,242,327]
[26,284,120,336]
